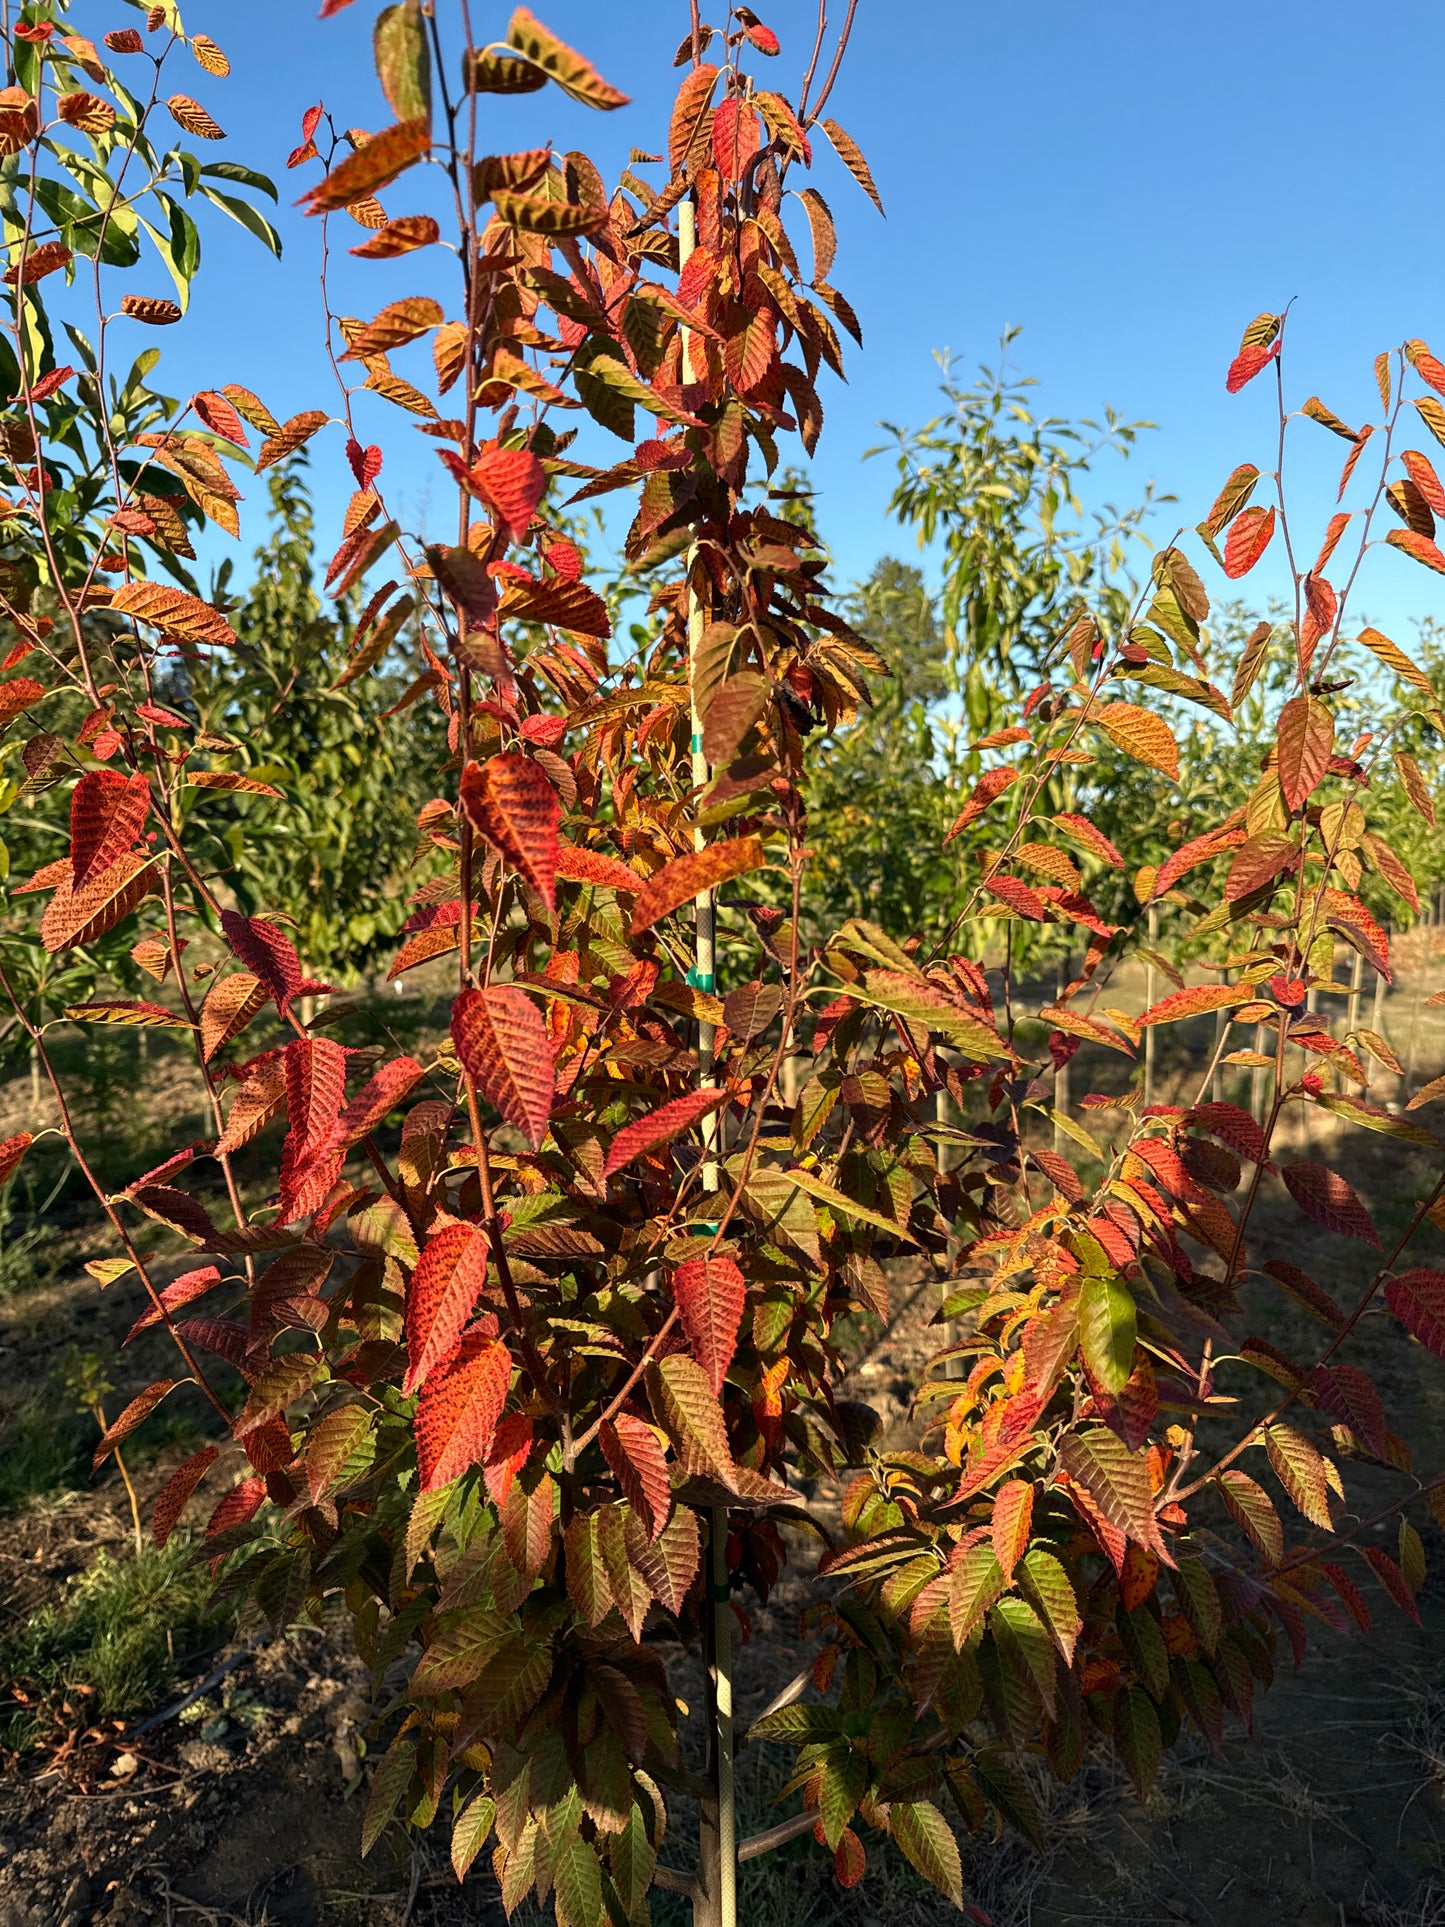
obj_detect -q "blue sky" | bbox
[147,0,1445,639]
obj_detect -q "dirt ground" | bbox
[5,943,1445,1927]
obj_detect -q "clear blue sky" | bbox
[154,0,1445,638]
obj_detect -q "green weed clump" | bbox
[0,1542,230,1753]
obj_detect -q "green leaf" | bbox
[361,1737,416,1856]
[948,1540,1004,1650]
[774,1162,917,1244]
[1079,1269,1136,1395]
[748,1702,846,1743]
[818,1743,868,1847]
[889,1799,963,1908]
[409,1608,512,1695]
[991,1596,1058,1715]
[1113,1685,1162,1799]
[552,1830,603,1927]
[646,1353,735,1487]
[1019,1548,1081,1665]
[199,160,280,201]
[374,1,432,125]
[197,185,283,258]
[451,1792,496,1880]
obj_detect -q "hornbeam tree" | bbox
[6,6,1445,1926]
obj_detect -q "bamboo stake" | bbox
[679,194,735,1927]
[1143,906,1158,1106]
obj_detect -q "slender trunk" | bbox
[1053,961,1070,1149]
[29,1040,39,1113]
[1211,969,1229,1105]
[693,1509,735,1927]
[1251,1022,1267,1125]
[1143,907,1158,1107]
[681,192,734,1927]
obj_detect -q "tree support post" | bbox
[679,191,736,1927]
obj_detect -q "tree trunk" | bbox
[691,1508,735,1927]
[1143,908,1158,1107]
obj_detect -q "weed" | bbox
[0,1541,231,1752]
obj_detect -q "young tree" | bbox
[8,12,1445,1927]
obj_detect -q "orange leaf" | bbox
[415,1332,512,1490]
[991,1478,1034,1583]
[1222,505,1276,578]
[1387,527,1445,575]
[110,581,237,648]
[630,835,765,935]
[673,1252,746,1395]
[451,984,556,1149]
[460,753,560,910]
[301,117,432,213]
[1139,983,1249,1027]
[1277,693,1333,813]
[1094,702,1179,780]
[604,1088,730,1179]
[403,1222,490,1395]
[554,841,642,894]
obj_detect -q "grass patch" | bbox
[0,1392,90,1510]
[0,1540,231,1753]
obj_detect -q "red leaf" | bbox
[153,1444,219,1548]
[460,753,560,910]
[1384,1269,1445,1358]
[1226,340,1277,393]
[483,1412,533,1505]
[673,1253,746,1394]
[451,985,556,1150]
[332,1054,424,1150]
[983,874,1048,921]
[125,1265,222,1342]
[600,1412,671,1540]
[70,769,149,890]
[943,765,1018,845]
[1225,831,1299,902]
[604,1089,730,1179]
[0,1132,33,1187]
[1281,1160,1379,1247]
[220,910,305,1015]
[415,1331,511,1491]
[1187,1102,1267,1166]
[279,1037,347,1221]
[711,96,760,181]
[1223,505,1276,578]
[1360,1546,1422,1626]
[1277,695,1333,813]
[1312,1362,1387,1456]
[194,389,248,446]
[207,1477,265,1540]
[404,1222,490,1395]
[471,445,546,541]
[346,437,383,488]
[93,1378,176,1467]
